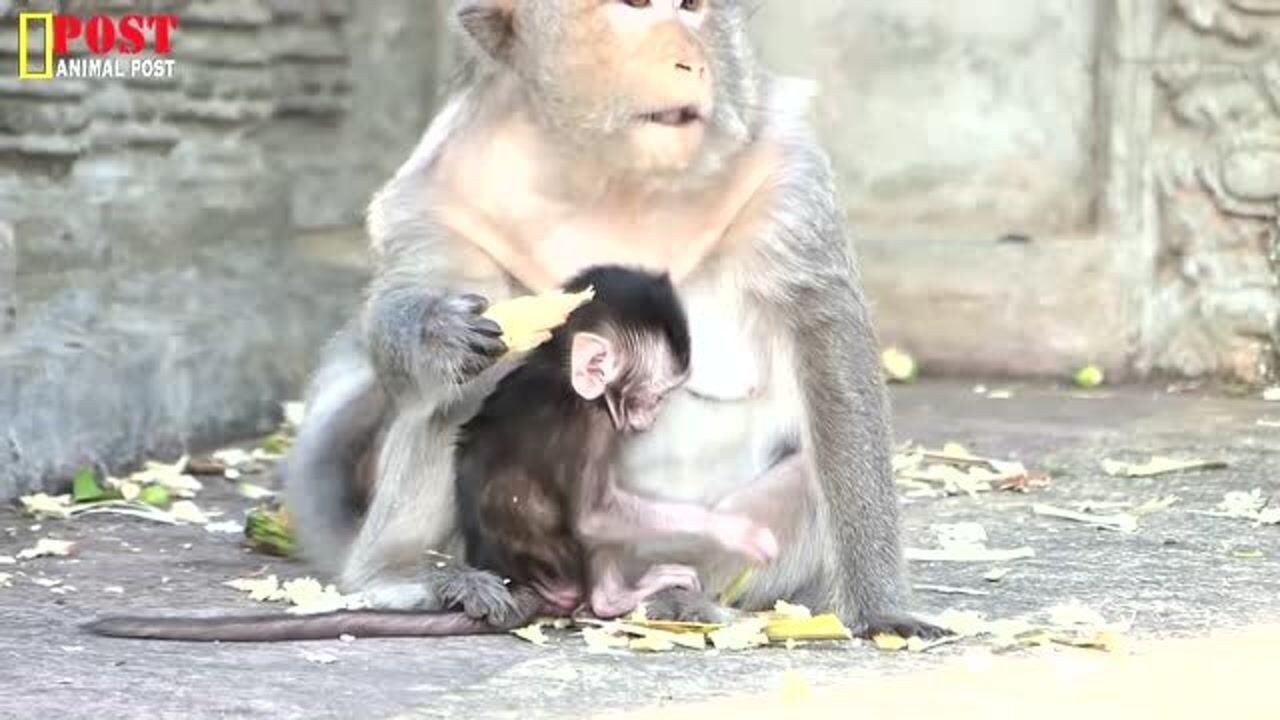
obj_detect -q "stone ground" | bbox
[1,380,1277,719]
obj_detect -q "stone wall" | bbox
[0,0,445,498]
[753,0,1279,383]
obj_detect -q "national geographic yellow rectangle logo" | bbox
[18,12,56,80]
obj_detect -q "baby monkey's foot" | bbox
[589,564,701,619]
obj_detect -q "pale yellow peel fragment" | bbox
[482,287,596,354]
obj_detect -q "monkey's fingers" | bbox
[482,287,595,354]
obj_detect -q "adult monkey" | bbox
[288,0,943,639]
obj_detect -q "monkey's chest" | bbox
[619,278,803,504]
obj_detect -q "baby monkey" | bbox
[456,265,779,621]
[82,266,776,642]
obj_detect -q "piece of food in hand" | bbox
[482,287,596,354]
[245,506,297,557]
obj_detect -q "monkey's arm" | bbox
[362,177,509,407]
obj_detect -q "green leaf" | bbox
[140,484,172,508]
[72,468,107,503]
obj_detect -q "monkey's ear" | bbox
[456,0,516,65]
[570,332,621,401]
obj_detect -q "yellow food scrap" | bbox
[872,633,909,651]
[881,347,918,383]
[718,567,755,606]
[511,623,549,646]
[582,626,631,653]
[627,619,725,635]
[482,287,596,354]
[709,617,770,651]
[770,600,813,619]
[765,613,853,643]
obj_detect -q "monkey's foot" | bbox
[639,587,739,624]
[590,564,701,619]
[857,612,953,641]
[435,565,520,626]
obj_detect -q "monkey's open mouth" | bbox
[639,106,703,127]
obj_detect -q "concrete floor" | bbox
[2,380,1277,719]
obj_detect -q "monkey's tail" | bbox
[82,610,505,643]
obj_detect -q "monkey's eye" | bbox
[619,0,652,8]
[679,0,703,11]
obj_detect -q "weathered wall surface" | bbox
[0,0,445,498]
[753,0,1279,383]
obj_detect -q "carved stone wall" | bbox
[0,0,440,498]
[1141,0,1280,381]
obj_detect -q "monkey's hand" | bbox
[707,514,779,566]
[423,293,509,383]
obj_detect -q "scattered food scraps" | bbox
[511,623,550,646]
[31,577,62,588]
[139,485,171,508]
[708,617,770,651]
[1101,456,1227,478]
[72,468,111,503]
[18,493,73,519]
[1232,548,1265,560]
[1074,364,1105,389]
[17,538,76,560]
[872,633,909,651]
[128,457,203,497]
[238,483,276,501]
[1032,503,1139,533]
[718,567,755,605]
[245,505,296,557]
[1263,387,1280,402]
[169,500,210,525]
[224,574,365,614]
[1258,419,1280,428]
[205,520,243,535]
[894,444,1045,498]
[764,613,853,642]
[1217,489,1267,518]
[881,347,917,383]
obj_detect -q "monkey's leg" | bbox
[587,548,701,619]
[337,406,520,624]
[576,487,779,565]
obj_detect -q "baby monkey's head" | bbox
[556,265,691,433]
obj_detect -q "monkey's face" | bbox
[519,0,718,173]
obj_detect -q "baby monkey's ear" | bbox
[456,0,517,66]
[570,332,621,401]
